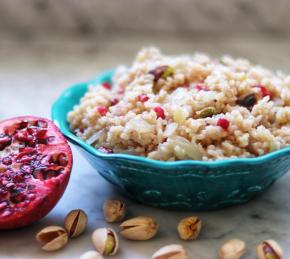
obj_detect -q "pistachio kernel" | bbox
[197,106,216,118]
[149,65,174,94]
[149,65,174,82]
[92,228,118,256]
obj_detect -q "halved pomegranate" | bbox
[0,116,72,229]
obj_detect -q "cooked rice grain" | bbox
[68,48,290,161]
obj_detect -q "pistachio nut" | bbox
[103,200,126,223]
[152,244,189,259]
[218,239,246,259]
[120,216,159,241]
[197,106,216,118]
[256,240,283,259]
[149,65,174,82]
[36,226,68,251]
[79,250,104,259]
[177,216,202,240]
[64,209,88,238]
[92,227,118,256]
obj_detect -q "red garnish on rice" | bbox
[110,98,119,106]
[254,85,274,99]
[102,82,112,90]
[154,106,166,119]
[217,118,230,130]
[98,146,114,153]
[196,84,209,91]
[97,106,108,116]
[138,94,149,103]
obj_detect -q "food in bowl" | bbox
[67,48,290,161]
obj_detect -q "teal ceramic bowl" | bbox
[52,70,290,210]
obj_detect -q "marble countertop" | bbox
[0,34,289,258]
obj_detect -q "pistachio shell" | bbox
[92,228,118,256]
[64,209,88,238]
[152,244,189,259]
[120,216,159,241]
[79,250,104,259]
[103,200,126,223]
[177,216,202,240]
[36,226,68,251]
[256,240,283,259]
[219,239,246,259]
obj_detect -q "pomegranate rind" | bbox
[0,116,72,229]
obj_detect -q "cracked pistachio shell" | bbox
[36,226,68,251]
[219,239,246,259]
[64,209,88,238]
[79,250,104,259]
[92,228,118,256]
[103,200,126,223]
[256,240,283,259]
[120,216,159,241]
[177,216,202,240]
[152,244,189,259]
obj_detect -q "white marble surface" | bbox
[0,35,290,258]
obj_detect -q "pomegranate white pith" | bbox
[0,116,72,229]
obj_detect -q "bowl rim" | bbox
[51,69,290,169]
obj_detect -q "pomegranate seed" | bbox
[6,183,15,189]
[0,134,12,151]
[196,84,209,91]
[138,94,149,103]
[0,189,7,199]
[117,88,124,94]
[10,192,26,204]
[14,130,29,142]
[36,129,47,140]
[97,106,108,116]
[217,118,230,130]
[98,146,114,154]
[154,106,166,119]
[110,98,119,106]
[20,164,32,174]
[0,202,7,211]
[18,147,34,154]
[102,82,112,90]
[1,210,12,217]
[12,173,24,183]
[18,120,29,129]
[254,85,274,99]
[2,156,12,165]
[27,127,36,135]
